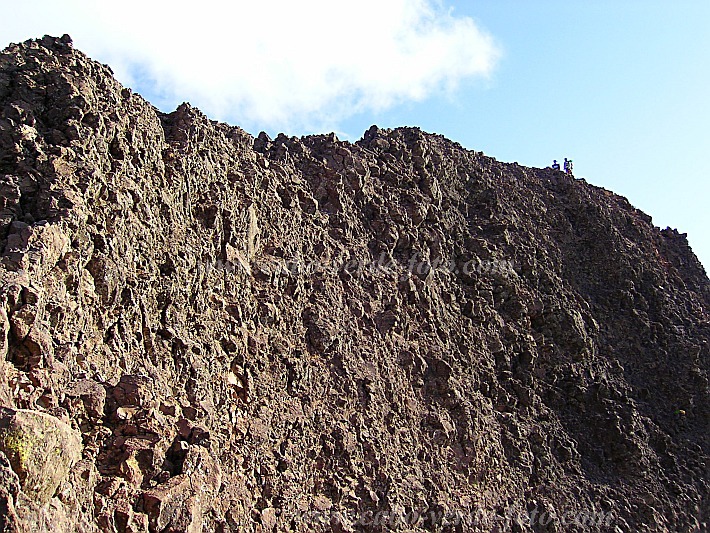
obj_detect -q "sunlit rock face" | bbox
[0,35,707,532]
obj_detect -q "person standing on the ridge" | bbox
[552,160,561,171]
[565,158,574,175]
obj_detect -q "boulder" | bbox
[113,375,156,409]
[63,379,106,422]
[0,408,82,505]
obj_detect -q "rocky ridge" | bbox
[0,35,708,531]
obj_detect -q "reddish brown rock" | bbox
[112,375,156,409]
[0,408,82,505]
[0,34,707,533]
[63,379,106,422]
[143,446,221,532]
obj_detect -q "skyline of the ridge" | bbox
[1,1,708,270]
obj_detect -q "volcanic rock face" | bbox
[0,35,708,532]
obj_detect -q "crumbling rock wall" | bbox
[0,35,707,532]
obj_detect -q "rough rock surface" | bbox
[0,35,708,532]
[0,407,82,505]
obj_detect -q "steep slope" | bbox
[0,35,707,532]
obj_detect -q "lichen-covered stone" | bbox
[0,408,82,505]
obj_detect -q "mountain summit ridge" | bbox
[0,35,707,532]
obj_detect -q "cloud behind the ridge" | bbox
[1,0,499,132]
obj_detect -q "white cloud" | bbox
[0,0,499,133]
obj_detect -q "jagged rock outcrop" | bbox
[0,35,708,532]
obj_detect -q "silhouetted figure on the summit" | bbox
[552,160,561,171]
[564,158,573,175]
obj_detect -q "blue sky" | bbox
[339,2,710,271]
[1,1,708,269]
